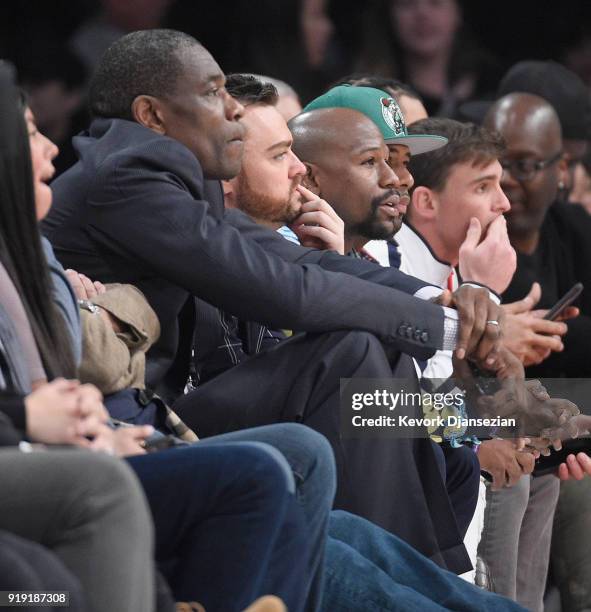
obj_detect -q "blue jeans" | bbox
[323,511,527,612]
[128,440,310,611]
[197,423,336,610]
[130,423,335,611]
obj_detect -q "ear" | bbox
[301,162,321,195]
[557,154,569,189]
[131,95,167,134]
[222,179,236,209]
[410,186,438,220]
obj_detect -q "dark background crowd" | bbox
[2,0,590,180]
[3,0,591,122]
[3,0,591,94]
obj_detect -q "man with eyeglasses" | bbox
[485,92,591,380]
[482,91,591,612]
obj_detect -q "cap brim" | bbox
[384,134,448,155]
[457,100,494,124]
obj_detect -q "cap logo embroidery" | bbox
[380,97,405,137]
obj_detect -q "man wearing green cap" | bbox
[290,86,492,542]
[293,84,446,255]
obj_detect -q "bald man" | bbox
[291,85,446,255]
[486,93,591,379]
[289,106,408,255]
[479,92,591,611]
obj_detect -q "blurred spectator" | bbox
[166,0,350,102]
[245,74,302,121]
[570,149,591,212]
[70,0,172,74]
[562,25,591,87]
[356,0,500,117]
[300,0,335,69]
[19,44,88,177]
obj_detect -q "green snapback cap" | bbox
[303,85,447,155]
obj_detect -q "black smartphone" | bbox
[543,283,583,321]
[533,438,591,476]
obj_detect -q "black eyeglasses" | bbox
[500,151,563,182]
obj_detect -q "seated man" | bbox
[481,92,591,611]
[43,29,507,574]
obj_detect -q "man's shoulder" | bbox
[88,119,203,182]
[55,118,204,198]
[45,119,207,237]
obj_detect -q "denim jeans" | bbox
[322,510,527,612]
[196,423,336,610]
[128,438,312,612]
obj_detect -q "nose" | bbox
[495,187,511,213]
[288,151,306,178]
[380,159,400,190]
[224,89,244,122]
[397,164,414,190]
[42,132,59,161]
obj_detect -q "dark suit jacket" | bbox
[43,118,446,399]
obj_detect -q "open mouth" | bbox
[378,195,407,218]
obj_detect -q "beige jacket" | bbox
[78,284,160,394]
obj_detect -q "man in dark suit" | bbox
[43,29,501,400]
[43,29,504,573]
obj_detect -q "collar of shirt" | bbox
[348,247,379,264]
[396,223,456,291]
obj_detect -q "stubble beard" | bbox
[236,174,302,225]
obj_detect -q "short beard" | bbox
[348,193,403,241]
[235,173,301,225]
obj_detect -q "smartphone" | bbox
[533,438,591,476]
[543,283,583,321]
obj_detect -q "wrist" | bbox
[460,281,501,305]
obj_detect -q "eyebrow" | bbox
[468,173,499,185]
[202,72,225,86]
[266,140,292,152]
[353,145,384,156]
[389,146,410,159]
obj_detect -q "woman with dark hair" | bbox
[356,0,500,117]
[0,68,331,612]
[0,91,77,384]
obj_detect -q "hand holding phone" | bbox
[543,283,583,321]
